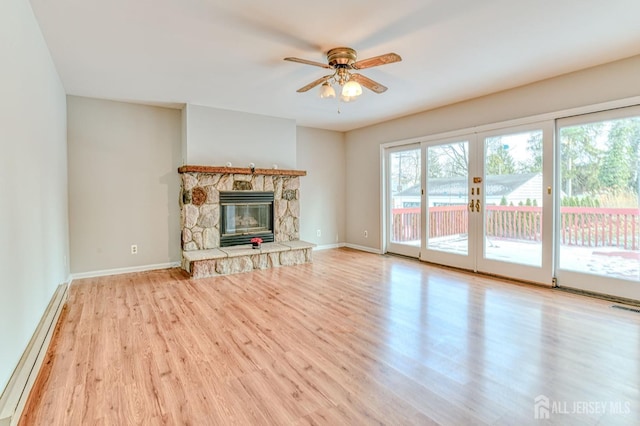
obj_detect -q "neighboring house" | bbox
[394,173,543,208]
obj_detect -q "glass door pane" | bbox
[483,130,543,267]
[387,146,421,257]
[557,109,640,300]
[426,142,469,255]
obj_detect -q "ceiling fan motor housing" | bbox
[327,47,357,67]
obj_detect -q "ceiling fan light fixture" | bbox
[319,81,336,99]
[339,94,357,103]
[342,80,362,97]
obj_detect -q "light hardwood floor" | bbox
[20,248,639,425]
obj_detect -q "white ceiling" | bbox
[29,0,640,132]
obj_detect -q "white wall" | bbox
[296,127,346,246]
[345,54,640,250]
[0,0,68,393]
[183,104,297,169]
[67,96,182,274]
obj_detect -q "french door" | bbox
[420,122,554,284]
[474,123,554,284]
[422,136,475,270]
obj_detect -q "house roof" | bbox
[397,173,540,197]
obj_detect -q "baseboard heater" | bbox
[0,282,68,426]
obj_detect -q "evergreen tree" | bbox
[560,123,603,196]
[599,122,633,190]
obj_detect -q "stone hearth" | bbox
[182,241,314,279]
[178,165,314,277]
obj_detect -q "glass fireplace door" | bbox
[223,203,271,235]
[219,191,274,246]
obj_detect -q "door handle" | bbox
[476,199,481,212]
[469,199,475,212]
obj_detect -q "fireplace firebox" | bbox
[219,191,275,247]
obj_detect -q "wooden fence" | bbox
[391,206,639,250]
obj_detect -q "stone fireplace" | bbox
[178,165,313,277]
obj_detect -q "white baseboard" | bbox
[0,282,68,426]
[344,243,383,254]
[312,243,383,254]
[313,243,346,251]
[71,262,180,280]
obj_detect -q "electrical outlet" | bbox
[131,244,138,254]
[316,229,321,237]
[364,230,368,238]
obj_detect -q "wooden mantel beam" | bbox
[178,165,306,176]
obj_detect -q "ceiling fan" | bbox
[284,47,401,101]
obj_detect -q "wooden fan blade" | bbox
[352,53,402,70]
[350,73,388,93]
[296,75,332,93]
[284,57,332,69]
[351,74,387,93]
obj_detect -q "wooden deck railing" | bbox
[391,207,422,242]
[429,206,468,239]
[560,207,639,250]
[391,206,639,250]
[485,206,542,242]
